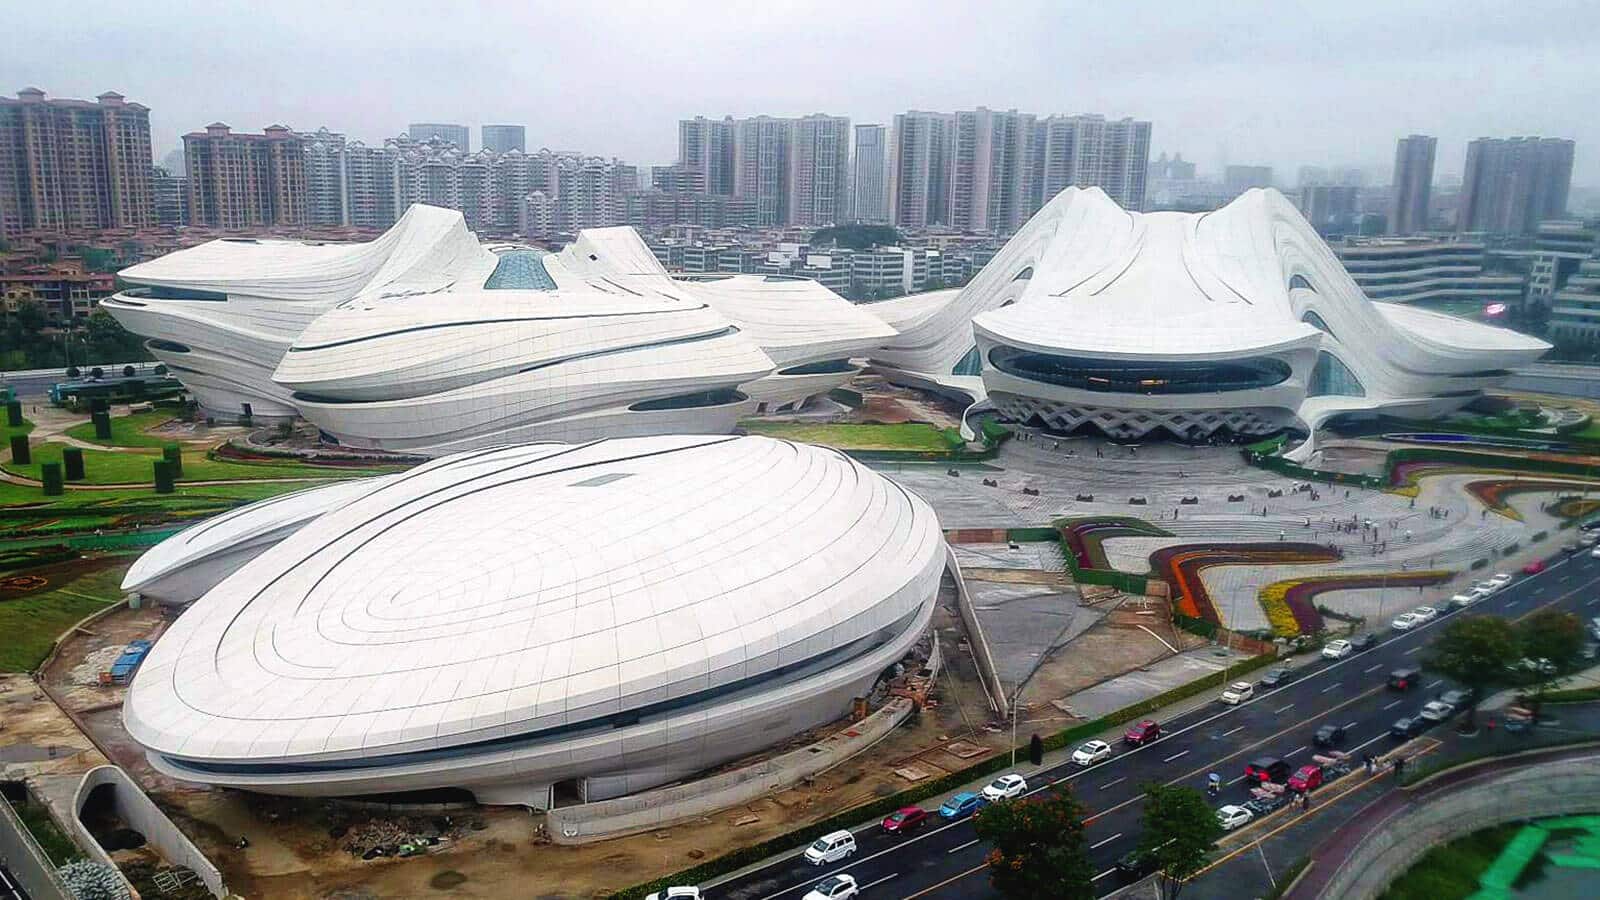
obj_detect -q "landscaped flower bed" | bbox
[1148,543,1341,624]
[1256,570,1453,637]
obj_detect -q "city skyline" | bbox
[4,0,1596,186]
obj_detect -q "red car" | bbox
[1124,720,1162,746]
[881,806,929,834]
[1288,765,1323,792]
[1522,560,1546,575]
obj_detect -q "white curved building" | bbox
[871,187,1548,454]
[106,208,892,452]
[123,436,946,807]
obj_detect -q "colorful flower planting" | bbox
[1058,516,1173,572]
[1148,543,1342,624]
[1256,570,1453,637]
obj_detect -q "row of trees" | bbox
[1426,608,1588,725]
[0,303,151,371]
[973,782,1219,900]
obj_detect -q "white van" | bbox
[803,830,857,865]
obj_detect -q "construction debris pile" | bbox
[335,814,470,860]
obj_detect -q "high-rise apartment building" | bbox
[183,123,307,229]
[733,116,793,226]
[0,88,154,236]
[1389,134,1436,235]
[1297,185,1360,233]
[888,111,956,228]
[787,114,850,227]
[852,124,889,223]
[407,122,470,152]
[481,125,526,154]
[344,140,400,229]
[150,165,187,227]
[1224,165,1274,197]
[651,164,707,193]
[1038,114,1151,213]
[952,108,1037,234]
[1148,152,1196,182]
[1458,136,1575,235]
[300,127,347,226]
[678,116,736,196]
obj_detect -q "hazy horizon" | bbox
[5,0,1597,187]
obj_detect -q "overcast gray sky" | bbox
[5,0,1596,185]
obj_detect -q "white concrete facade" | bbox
[122,436,946,808]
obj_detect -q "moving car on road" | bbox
[1259,667,1294,688]
[1419,700,1456,723]
[803,831,857,865]
[1487,572,1513,588]
[1449,592,1476,609]
[1440,688,1475,709]
[1412,606,1439,623]
[1314,723,1347,747]
[1288,765,1323,792]
[1390,716,1425,739]
[1217,805,1254,831]
[1072,740,1114,766]
[1116,848,1159,881]
[1522,560,1546,575]
[881,806,929,834]
[982,774,1028,802]
[1220,681,1255,704]
[1350,633,1377,652]
[646,888,701,900]
[1391,613,1422,632]
[1388,667,1422,691]
[1124,720,1163,746]
[1322,639,1353,660]
[940,793,984,819]
[1244,756,1291,784]
[803,874,859,900]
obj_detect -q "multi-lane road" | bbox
[712,545,1600,900]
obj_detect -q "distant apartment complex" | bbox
[1389,134,1436,234]
[183,123,307,229]
[851,124,889,223]
[1459,136,1575,235]
[888,108,1150,232]
[1550,257,1600,344]
[1332,237,1523,313]
[674,113,851,228]
[0,88,154,236]
[481,125,526,154]
[406,122,470,152]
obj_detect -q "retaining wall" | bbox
[945,543,1008,717]
[0,796,72,900]
[72,766,226,898]
[1313,752,1600,900]
[546,637,938,844]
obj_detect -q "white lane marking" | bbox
[1364,664,1383,673]
[1099,777,1126,790]
[1345,721,1359,729]
[1425,680,1443,689]
[1404,646,1422,655]
[860,873,899,891]
[1275,703,1296,714]
[1321,682,1342,694]
[1228,774,1249,785]
[1285,745,1308,757]
[948,839,979,854]
[1093,868,1119,882]
[1090,832,1124,850]
[1163,750,1190,763]
[1384,699,1403,710]
[1587,598,1598,607]
[1351,732,1392,753]
[1223,725,1246,737]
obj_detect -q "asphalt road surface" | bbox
[709,545,1600,900]
[0,864,30,900]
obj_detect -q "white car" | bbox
[1217,804,1254,831]
[1449,593,1476,609]
[1391,613,1422,632]
[1487,573,1513,588]
[647,890,701,900]
[982,773,1028,801]
[803,874,859,900]
[803,831,857,865]
[1072,740,1113,766]
[1220,681,1255,704]
[1473,581,1499,597]
[1591,545,1600,559]
[1322,640,1352,660]
[1419,700,1455,723]
[1412,606,1439,623]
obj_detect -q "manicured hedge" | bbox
[1006,526,1059,543]
[614,649,1277,899]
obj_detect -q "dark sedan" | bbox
[1259,667,1294,688]
[1314,723,1347,747]
[1390,716,1425,739]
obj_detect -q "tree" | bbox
[1515,610,1586,719]
[1425,615,1519,728]
[971,785,1095,900]
[1139,783,1223,900]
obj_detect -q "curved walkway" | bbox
[1288,745,1600,900]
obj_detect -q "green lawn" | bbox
[2,440,393,485]
[10,798,83,865]
[1380,823,1522,900]
[0,564,125,672]
[62,409,186,448]
[740,421,962,451]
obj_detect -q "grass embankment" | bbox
[9,798,84,864]
[62,409,186,448]
[740,421,961,451]
[1379,823,1522,900]
[0,564,124,672]
[0,479,323,537]
[3,440,371,484]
